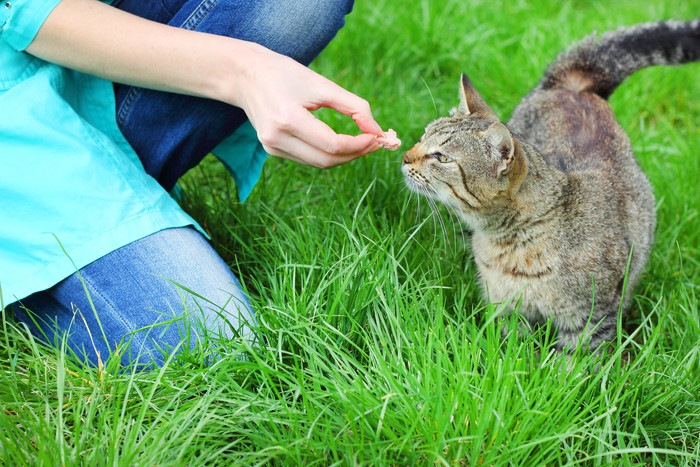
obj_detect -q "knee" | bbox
[272,0,354,30]
[251,0,355,64]
[118,299,257,369]
[296,0,355,25]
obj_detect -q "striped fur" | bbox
[402,19,699,352]
[540,19,700,98]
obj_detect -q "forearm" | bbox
[26,0,388,166]
[25,0,256,105]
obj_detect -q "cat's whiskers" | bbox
[435,189,469,255]
[419,75,439,118]
[442,196,468,253]
[397,179,425,222]
[403,171,467,256]
[420,184,460,257]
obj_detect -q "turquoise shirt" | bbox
[0,0,267,305]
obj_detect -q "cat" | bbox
[402,19,699,352]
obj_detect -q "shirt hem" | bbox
[1,209,202,306]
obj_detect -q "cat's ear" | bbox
[484,121,515,177]
[459,73,497,119]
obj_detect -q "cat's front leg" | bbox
[496,301,552,347]
[553,309,616,353]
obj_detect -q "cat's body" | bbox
[403,20,699,351]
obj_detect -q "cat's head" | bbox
[402,74,527,222]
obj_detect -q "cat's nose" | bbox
[403,146,419,164]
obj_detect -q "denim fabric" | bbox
[11,0,354,368]
[112,0,355,191]
[13,227,255,368]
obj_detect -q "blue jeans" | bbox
[113,0,355,191]
[13,228,255,368]
[11,0,354,368]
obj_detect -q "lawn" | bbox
[1,0,699,465]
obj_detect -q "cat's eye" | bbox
[428,152,451,163]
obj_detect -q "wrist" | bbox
[211,39,269,110]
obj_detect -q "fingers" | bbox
[291,108,377,155]
[257,106,382,168]
[245,63,388,167]
[311,79,383,136]
[339,93,383,136]
[263,132,378,169]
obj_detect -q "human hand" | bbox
[28,0,392,167]
[230,44,387,168]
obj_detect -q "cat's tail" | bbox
[539,19,700,99]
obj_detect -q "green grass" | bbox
[2,0,699,465]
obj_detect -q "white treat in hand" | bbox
[377,129,401,151]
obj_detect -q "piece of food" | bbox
[376,129,401,151]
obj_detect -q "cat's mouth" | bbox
[402,166,448,205]
[402,165,429,189]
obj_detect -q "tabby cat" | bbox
[403,20,699,351]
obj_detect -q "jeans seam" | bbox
[116,87,142,127]
[180,0,220,30]
[81,273,149,358]
[158,0,176,17]
[115,0,220,126]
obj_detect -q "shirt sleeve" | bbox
[0,0,63,51]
